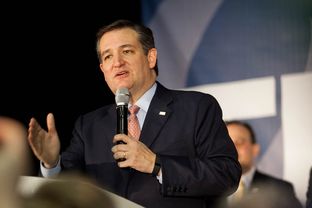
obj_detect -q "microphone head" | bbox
[115,88,130,106]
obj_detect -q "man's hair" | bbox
[225,120,257,144]
[96,19,158,75]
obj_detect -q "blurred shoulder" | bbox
[254,170,295,190]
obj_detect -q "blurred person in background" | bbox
[224,120,302,208]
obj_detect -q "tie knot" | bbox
[231,180,246,203]
[239,180,245,189]
[237,180,246,195]
[129,105,140,115]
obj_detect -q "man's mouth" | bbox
[115,71,129,78]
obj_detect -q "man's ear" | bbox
[147,48,157,69]
[99,63,105,73]
[252,143,260,158]
[99,64,107,83]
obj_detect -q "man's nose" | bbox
[112,54,125,67]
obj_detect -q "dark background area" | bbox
[0,1,142,175]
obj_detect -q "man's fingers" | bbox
[47,113,56,132]
[111,143,127,153]
[113,151,128,160]
[113,134,130,144]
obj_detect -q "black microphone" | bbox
[115,87,130,145]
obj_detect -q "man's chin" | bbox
[116,80,132,90]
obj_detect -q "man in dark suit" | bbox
[225,120,302,208]
[307,167,312,208]
[27,19,241,208]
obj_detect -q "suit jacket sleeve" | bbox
[157,92,241,198]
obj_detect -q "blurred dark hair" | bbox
[225,120,257,144]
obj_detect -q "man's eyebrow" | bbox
[101,44,136,57]
[120,44,135,49]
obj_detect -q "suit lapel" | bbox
[101,105,117,148]
[140,83,173,148]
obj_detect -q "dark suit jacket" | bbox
[217,170,302,208]
[306,167,312,208]
[242,170,302,208]
[60,82,241,208]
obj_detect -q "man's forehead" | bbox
[100,28,139,51]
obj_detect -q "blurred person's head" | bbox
[0,116,30,208]
[225,120,260,174]
[23,173,116,208]
[0,116,30,174]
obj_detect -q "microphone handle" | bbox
[116,105,128,162]
[116,104,128,144]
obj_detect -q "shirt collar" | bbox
[130,82,157,113]
[241,166,256,190]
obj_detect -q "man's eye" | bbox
[104,55,112,61]
[123,50,133,54]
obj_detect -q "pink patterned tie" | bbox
[128,105,141,140]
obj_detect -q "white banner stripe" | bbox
[183,76,276,120]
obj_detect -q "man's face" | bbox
[227,124,259,173]
[98,28,157,101]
